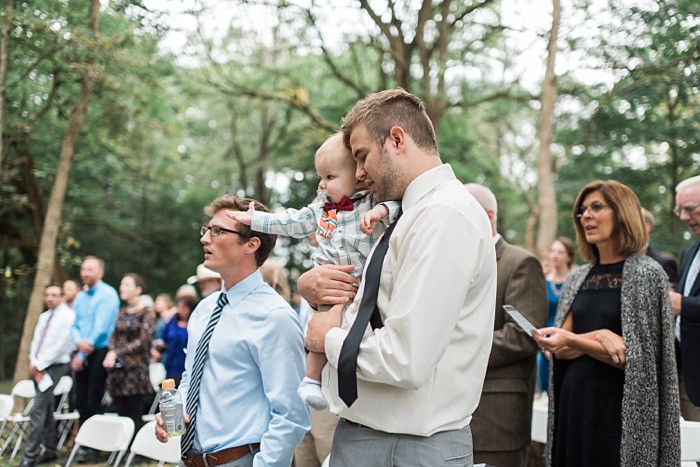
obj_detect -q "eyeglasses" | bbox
[199,225,245,237]
[674,202,700,218]
[576,202,610,218]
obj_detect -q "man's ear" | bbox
[245,235,261,255]
[388,126,407,153]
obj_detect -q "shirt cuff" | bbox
[325,327,348,367]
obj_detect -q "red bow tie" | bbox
[324,196,355,212]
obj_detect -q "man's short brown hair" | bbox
[341,88,438,155]
[205,195,276,267]
[82,256,105,270]
[573,180,648,262]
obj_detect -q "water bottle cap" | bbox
[161,378,176,390]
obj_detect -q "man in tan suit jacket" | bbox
[466,184,548,467]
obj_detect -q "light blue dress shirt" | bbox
[179,270,310,467]
[71,280,120,357]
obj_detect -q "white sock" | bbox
[298,377,328,410]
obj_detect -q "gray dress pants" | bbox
[23,363,70,461]
[330,418,473,467]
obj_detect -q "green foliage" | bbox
[553,0,699,260]
[1,0,699,376]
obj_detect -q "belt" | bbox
[341,418,372,430]
[181,444,260,467]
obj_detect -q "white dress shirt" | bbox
[30,302,75,371]
[322,164,497,436]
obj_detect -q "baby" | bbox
[227,132,400,410]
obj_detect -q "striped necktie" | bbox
[180,292,228,454]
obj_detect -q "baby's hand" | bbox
[225,205,255,225]
[360,213,379,235]
[360,205,389,235]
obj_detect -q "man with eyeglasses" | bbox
[155,195,309,467]
[670,175,700,423]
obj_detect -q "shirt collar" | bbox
[493,233,501,245]
[402,163,455,211]
[85,280,102,296]
[350,190,370,201]
[222,269,264,307]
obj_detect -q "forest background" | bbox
[0,0,698,384]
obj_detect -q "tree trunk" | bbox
[535,0,560,256]
[0,0,12,171]
[667,94,680,235]
[12,0,101,391]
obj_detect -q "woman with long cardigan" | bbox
[534,180,679,466]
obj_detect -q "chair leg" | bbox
[113,450,126,467]
[64,444,79,467]
[10,431,23,460]
[56,419,75,452]
[123,451,135,467]
[0,423,20,456]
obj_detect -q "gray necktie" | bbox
[684,249,700,296]
[180,292,228,454]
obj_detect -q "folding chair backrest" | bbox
[74,415,135,453]
[11,380,35,399]
[53,375,73,412]
[149,363,166,392]
[11,380,36,415]
[126,420,180,465]
[145,363,167,416]
[65,415,135,467]
[0,395,13,418]
[681,418,700,462]
[53,375,73,396]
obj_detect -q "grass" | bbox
[0,379,12,395]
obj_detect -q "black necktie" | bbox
[337,213,401,407]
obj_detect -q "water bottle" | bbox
[159,379,186,437]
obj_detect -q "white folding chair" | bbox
[530,397,548,444]
[52,375,80,452]
[64,414,135,467]
[0,379,36,459]
[123,420,180,467]
[143,363,167,422]
[681,417,700,462]
[0,394,15,449]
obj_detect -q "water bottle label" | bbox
[164,403,185,436]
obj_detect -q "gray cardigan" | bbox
[546,252,680,466]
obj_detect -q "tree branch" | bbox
[211,80,337,132]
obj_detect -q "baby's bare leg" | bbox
[306,351,328,380]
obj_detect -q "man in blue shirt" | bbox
[155,195,310,467]
[70,256,120,463]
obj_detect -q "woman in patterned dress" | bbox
[103,273,154,435]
